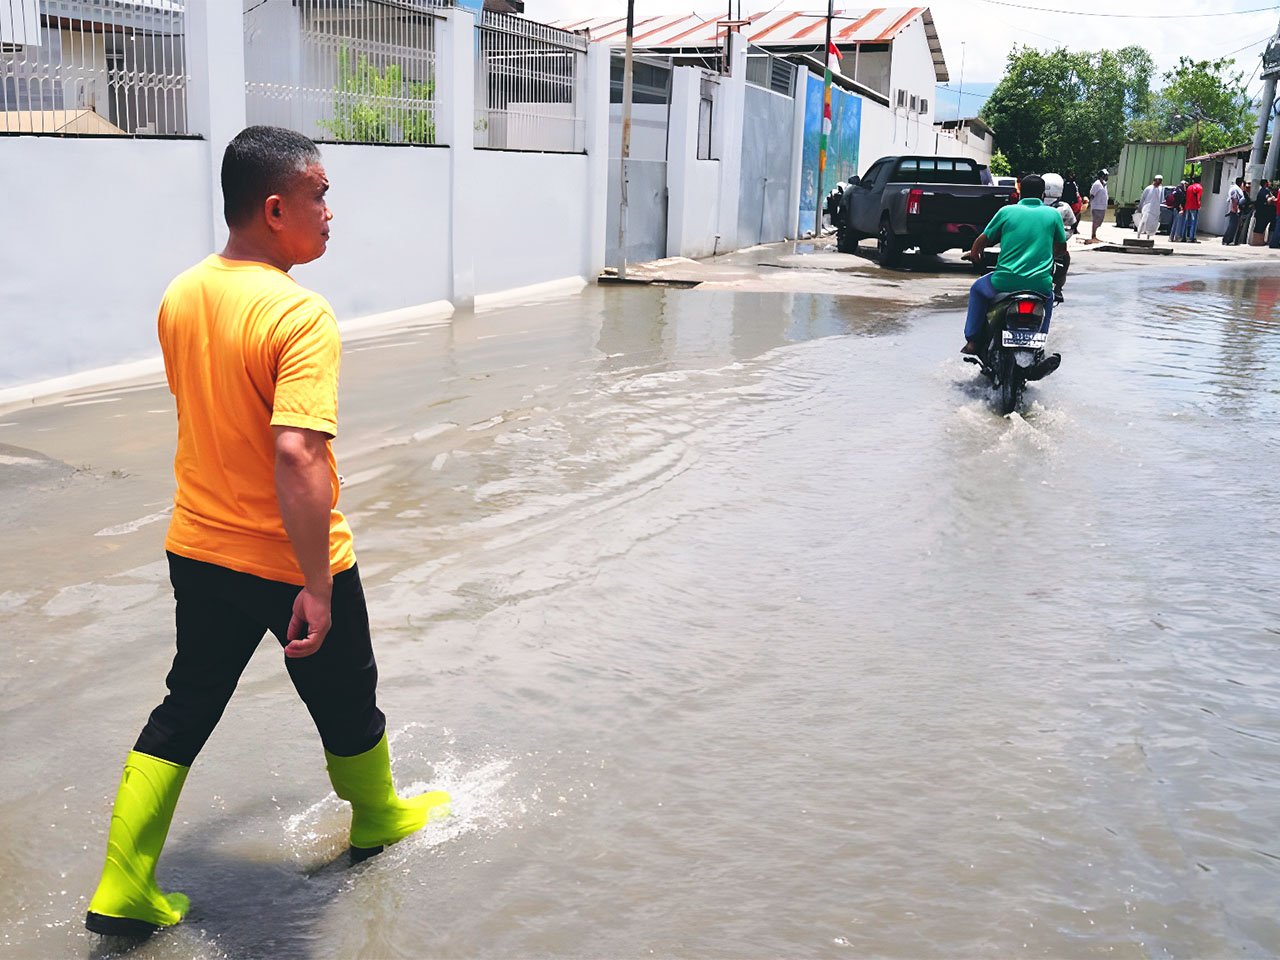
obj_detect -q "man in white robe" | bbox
[1135,174,1164,239]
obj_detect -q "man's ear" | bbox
[264,194,285,232]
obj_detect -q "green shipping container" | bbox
[1113,141,1189,208]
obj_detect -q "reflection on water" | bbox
[0,271,1278,958]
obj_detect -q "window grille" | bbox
[1,0,189,136]
[245,0,446,146]
[744,52,794,98]
[474,10,586,152]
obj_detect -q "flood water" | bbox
[1,264,1278,959]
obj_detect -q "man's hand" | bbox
[286,583,332,658]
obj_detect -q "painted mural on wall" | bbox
[799,74,862,229]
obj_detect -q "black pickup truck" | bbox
[833,156,1013,267]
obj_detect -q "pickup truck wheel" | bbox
[836,228,859,254]
[877,218,903,268]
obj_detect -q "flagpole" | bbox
[814,0,835,238]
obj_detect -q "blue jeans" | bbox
[1185,208,1200,240]
[965,274,1054,340]
[1170,210,1185,240]
[1270,212,1280,248]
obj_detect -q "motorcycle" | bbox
[964,290,1059,415]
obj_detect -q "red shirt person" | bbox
[1183,178,1204,241]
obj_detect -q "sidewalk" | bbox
[1073,217,1280,262]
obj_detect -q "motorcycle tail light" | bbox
[1017,300,1037,314]
[907,189,923,216]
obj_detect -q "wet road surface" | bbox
[1,262,1278,958]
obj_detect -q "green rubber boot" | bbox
[85,752,191,937]
[325,733,451,862]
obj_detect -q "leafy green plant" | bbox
[989,149,1011,177]
[319,47,436,144]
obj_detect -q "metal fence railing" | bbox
[1,0,189,135]
[245,0,447,146]
[474,11,586,153]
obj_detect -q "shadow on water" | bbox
[86,833,356,960]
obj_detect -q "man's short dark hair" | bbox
[1236,176,1246,186]
[221,126,321,228]
[1020,174,1046,199]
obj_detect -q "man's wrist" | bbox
[304,574,334,596]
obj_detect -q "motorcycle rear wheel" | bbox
[998,350,1023,415]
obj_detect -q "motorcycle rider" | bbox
[1042,173,1074,303]
[960,173,1066,377]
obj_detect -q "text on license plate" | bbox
[1002,331,1047,348]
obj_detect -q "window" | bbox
[1212,161,1223,193]
[696,94,716,160]
[610,57,671,105]
[745,54,795,97]
[860,160,887,187]
[919,98,929,115]
[896,89,907,108]
[909,94,919,113]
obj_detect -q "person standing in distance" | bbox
[1184,174,1204,242]
[84,126,450,938]
[1086,169,1109,244]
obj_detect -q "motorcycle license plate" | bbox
[1001,330,1047,348]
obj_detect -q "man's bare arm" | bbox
[962,232,991,263]
[274,425,333,658]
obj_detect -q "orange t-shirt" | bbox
[158,254,355,585]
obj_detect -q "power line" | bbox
[977,0,1280,18]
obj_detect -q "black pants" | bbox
[134,553,385,767]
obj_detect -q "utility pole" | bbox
[813,0,834,238]
[1248,11,1280,195]
[616,0,635,280]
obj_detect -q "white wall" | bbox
[888,16,937,125]
[857,97,894,175]
[471,149,592,294]
[1199,157,1246,237]
[0,137,212,385]
[293,144,452,317]
[0,3,611,392]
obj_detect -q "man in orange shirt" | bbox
[84,126,449,937]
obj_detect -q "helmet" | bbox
[1042,173,1064,200]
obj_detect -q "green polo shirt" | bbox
[984,198,1066,295]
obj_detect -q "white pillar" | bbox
[583,42,611,278]
[437,7,477,308]
[185,0,247,251]
[665,66,700,258]
[786,68,808,240]
[715,32,748,253]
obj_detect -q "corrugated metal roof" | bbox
[1186,142,1253,163]
[552,7,948,82]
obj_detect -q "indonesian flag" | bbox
[827,41,842,69]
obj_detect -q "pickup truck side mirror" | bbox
[847,175,861,188]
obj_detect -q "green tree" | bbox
[1148,56,1252,158]
[981,45,1154,177]
[319,48,436,145]
[989,149,1011,177]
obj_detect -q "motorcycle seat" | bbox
[989,289,1047,305]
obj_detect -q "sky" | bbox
[533,0,1280,102]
